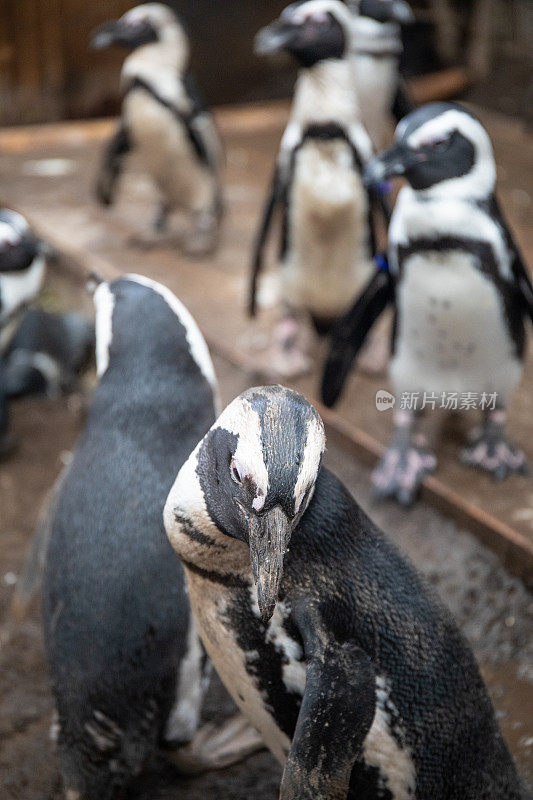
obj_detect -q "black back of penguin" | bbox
[279,470,523,799]
[42,276,217,800]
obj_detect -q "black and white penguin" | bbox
[42,275,258,800]
[3,309,94,398]
[164,384,523,800]
[91,3,223,255]
[322,102,532,503]
[0,209,46,334]
[0,209,48,455]
[348,0,414,149]
[251,0,389,377]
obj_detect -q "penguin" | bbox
[42,275,258,800]
[0,209,48,456]
[250,0,390,377]
[322,102,532,504]
[347,0,415,150]
[164,384,524,800]
[3,309,95,398]
[0,209,47,335]
[91,4,223,255]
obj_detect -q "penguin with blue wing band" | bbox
[324,102,531,504]
[91,4,223,256]
[165,385,524,800]
[251,0,390,377]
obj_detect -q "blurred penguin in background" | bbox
[251,0,389,377]
[91,3,224,255]
[0,209,48,456]
[348,0,415,150]
[323,103,532,505]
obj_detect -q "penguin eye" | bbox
[431,135,451,153]
[230,459,243,485]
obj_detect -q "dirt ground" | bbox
[0,336,531,799]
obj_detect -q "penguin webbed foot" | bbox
[167,714,264,775]
[461,429,529,481]
[372,435,436,506]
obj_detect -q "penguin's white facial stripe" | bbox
[406,110,484,150]
[123,3,176,31]
[0,221,22,247]
[289,0,352,28]
[125,274,218,397]
[293,415,326,512]
[93,282,115,378]
[215,396,270,504]
[0,255,45,321]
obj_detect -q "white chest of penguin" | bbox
[282,139,373,318]
[392,251,521,398]
[123,87,211,207]
[183,566,417,798]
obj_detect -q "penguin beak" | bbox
[391,1,415,24]
[363,142,422,187]
[254,21,297,56]
[248,506,292,623]
[90,19,158,50]
[90,20,121,50]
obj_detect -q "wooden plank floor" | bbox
[1,101,532,583]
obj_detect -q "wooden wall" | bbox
[0,0,291,126]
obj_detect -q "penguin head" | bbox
[255,0,353,67]
[0,209,29,241]
[349,0,414,24]
[364,102,496,198]
[92,274,216,388]
[91,3,187,57]
[165,386,326,623]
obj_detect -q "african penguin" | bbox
[323,102,532,504]
[251,0,389,377]
[91,3,223,255]
[0,209,48,456]
[3,309,94,399]
[348,0,415,150]
[0,209,47,334]
[164,384,523,800]
[42,275,222,800]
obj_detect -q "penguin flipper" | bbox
[183,72,225,175]
[95,122,131,207]
[249,163,286,317]
[490,195,533,324]
[321,269,394,407]
[281,607,376,799]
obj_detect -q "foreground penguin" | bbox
[251,0,389,376]
[348,0,414,150]
[91,4,223,254]
[0,209,48,455]
[322,102,532,503]
[43,275,258,800]
[165,385,523,800]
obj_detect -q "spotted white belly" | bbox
[391,251,522,401]
[283,140,373,319]
[124,89,213,212]
[183,568,297,765]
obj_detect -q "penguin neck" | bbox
[122,32,188,96]
[291,58,362,131]
[351,16,402,56]
[164,448,252,579]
